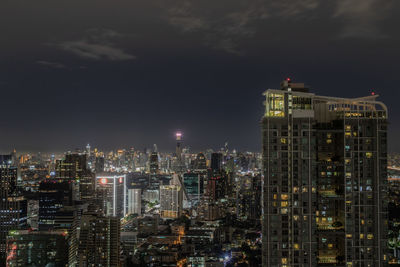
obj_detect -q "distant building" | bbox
[183,172,203,205]
[55,153,94,201]
[95,156,105,173]
[96,173,127,217]
[193,153,207,173]
[160,185,183,219]
[38,180,73,230]
[78,213,120,267]
[128,188,141,216]
[149,152,159,174]
[210,153,222,172]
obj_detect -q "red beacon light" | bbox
[371,91,375,96]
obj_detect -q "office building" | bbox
[262,80,389,266]
[160,185,183,219]
[38,180,73,230]
[183,172,203,205]
[96,173,127,217]
[55,153,94,201]
[193,152,207,173]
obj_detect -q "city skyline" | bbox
[1,0,400,152]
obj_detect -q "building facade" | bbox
[160,185,183,219]
[78,213,120,267]
[262,80,389,266]
[96,173,127,217]
[6,230,69,267]
[0,155,27,265]
[128,188,141,216]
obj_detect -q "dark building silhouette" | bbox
[38,180,73,230]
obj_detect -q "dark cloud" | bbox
[333,0,395,38]
[59,29,136,61]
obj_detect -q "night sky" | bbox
[1,0,400,153]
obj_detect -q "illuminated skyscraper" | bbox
[96,173,127,217]
[176,132,183,162]
[55,153,94,201]
[0,155,27,265]
[262,80,389,266]
[173,132,185,173]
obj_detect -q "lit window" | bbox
[360,234,364,239]
[367,234,374,240]
[294,243,299,250]
[366,152,373,158]
[281,201,288,207]
[281,138,287,144]
[281,194,288,200]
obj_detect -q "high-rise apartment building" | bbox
[0,155,27,265]
[128,188,141,215]
[160,185,183,218]
[262,80,389,266]
[78,212,120,267]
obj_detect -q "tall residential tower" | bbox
[262,80,389,266]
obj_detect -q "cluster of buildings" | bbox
[0,79,398,266]
[0,131,263,266]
